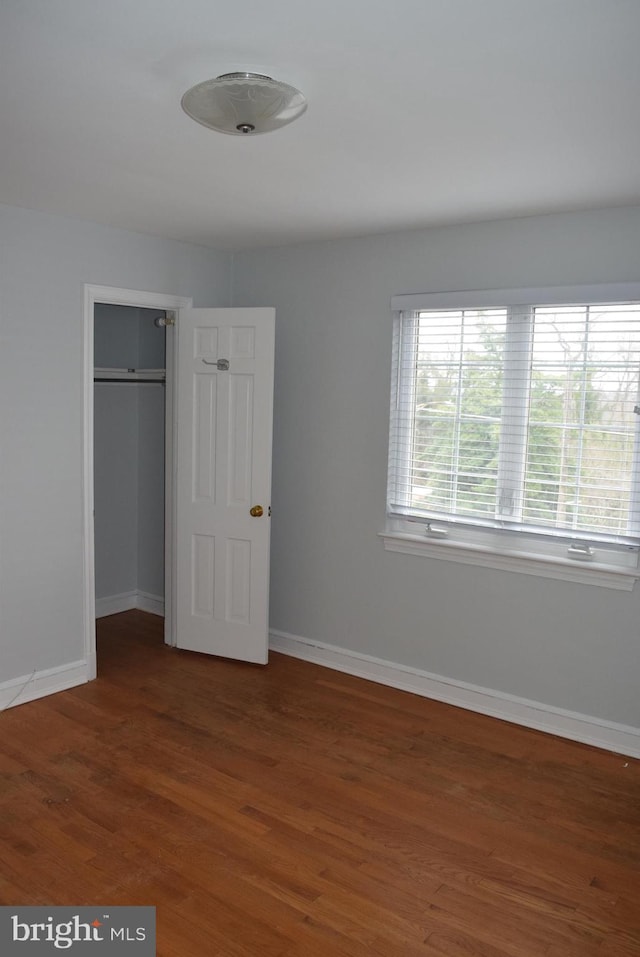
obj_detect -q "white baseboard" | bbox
[95,591,137,618]
[269,629,640,759]
[0,659,89,712]
[136,591,165,617]
[96,591,164,619]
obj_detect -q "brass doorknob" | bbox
[249,505,264,518]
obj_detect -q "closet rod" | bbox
[94,377,165,384]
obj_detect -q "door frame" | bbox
[82,284,192,679]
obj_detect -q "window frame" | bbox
[383,282,640,590]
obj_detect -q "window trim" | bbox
[385,282,640,589]
[390,282,640,313]
[380,521,640,590]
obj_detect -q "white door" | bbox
[175,307,275,663]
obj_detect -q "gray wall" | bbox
[137,384,166,597]
[94,382,139,599]
[0,202,231,683]
[232,206,640,729]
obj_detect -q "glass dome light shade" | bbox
[181,72,307,135]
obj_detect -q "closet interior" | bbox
[94,304,167,619]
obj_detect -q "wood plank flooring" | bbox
[1,610,639,956]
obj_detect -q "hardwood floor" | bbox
[1,610,639,956]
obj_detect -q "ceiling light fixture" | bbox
[181,72,307,135]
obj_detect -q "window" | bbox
[384,284,640,588]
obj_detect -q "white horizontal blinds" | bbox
[389,307,507,519]
[524,304,640,538]
[495,306,532,521]
[388,310,418,511]
[389,296,640,544]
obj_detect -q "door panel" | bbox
[176,307,275,663]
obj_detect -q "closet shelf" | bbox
[94,367,166,383]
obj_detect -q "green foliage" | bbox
[412,320,504,517]
[410,316,635,534]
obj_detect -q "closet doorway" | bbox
[94,304,167,620]
[83,285,192,678]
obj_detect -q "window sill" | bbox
[379,528,640,591]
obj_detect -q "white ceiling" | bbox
[1,0,639,251]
